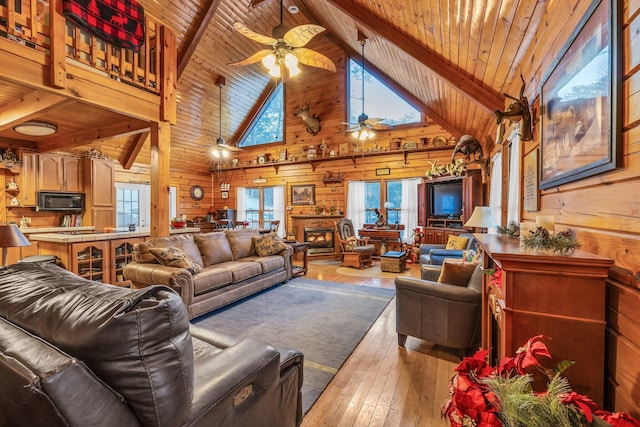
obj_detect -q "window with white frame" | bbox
[115,183,176,228]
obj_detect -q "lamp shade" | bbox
[464,206,497,229]
[0,224,31,266]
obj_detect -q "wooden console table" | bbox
[358,228,403,255]
[475,234,613,406]
[286,241,309,277]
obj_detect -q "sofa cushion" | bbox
[225,229,261,260]
[0,262,194,427]
[149,247,203,274]
[437,260,479,287]
[195,232,234,266]
[143,233,204,267]
[242,255,285,274]
[253,233,287,257]
[224,261,262,283]
[192,267,233,295]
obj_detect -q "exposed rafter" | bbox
[0,91,74,131]
[323,0,505,114]
[121,131,149,170]
[38,120,150,152]
[177,0,223,78]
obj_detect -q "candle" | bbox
[535,215,555,233]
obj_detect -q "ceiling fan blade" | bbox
[233,21,277,45]
[295,48,336,72]
[283,24,326,47]
[228,49,273,66]
[370,123,394,131]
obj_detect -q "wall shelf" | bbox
[211,145,454,175]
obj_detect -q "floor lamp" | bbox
[0,224,31,266]
[464,206,497,233]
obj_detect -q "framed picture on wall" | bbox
[291,184,315,205]
[221,191,229,199]
[539,0,621,189]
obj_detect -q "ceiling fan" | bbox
[229,0,336,78]
[211,76,242,159]
[345,35,393,140]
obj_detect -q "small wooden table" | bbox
[286,241,309,277]
[358,228,403,256]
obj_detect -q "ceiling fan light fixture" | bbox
[13,121,57,136]
[268,65,282,78]
[261,53,277,69]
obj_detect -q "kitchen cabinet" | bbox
[84,157,115,230]
[71,241,109,283]
[37,153,83,192]
[475,233,613,407]
[18,150,37,207]
[110,237,141,285]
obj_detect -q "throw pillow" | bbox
[345,236,357,251]
[254,233,288,257]
[445,235,469,250]
[437,260,478,287]
[148,247,202,274]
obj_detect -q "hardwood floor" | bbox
[300,258,459,427]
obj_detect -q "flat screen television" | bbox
[430,181,463,218]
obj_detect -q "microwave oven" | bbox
[36,192,86,212]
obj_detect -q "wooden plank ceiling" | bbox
[0,0,550,172]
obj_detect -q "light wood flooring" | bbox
[299,258,459,427]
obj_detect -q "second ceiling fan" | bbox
[229,0,336,78]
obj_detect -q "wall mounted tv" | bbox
[429,180,463,218]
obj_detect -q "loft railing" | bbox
[0,0,167,95]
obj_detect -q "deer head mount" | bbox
[295,104,321,136]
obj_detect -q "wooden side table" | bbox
[286,242,309,277]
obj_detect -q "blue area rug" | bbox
[192,277,395,414]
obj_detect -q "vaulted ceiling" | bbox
[1,0,552,172]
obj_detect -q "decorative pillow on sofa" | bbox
[149,247,202,274]
[253,233,288,257]
[345,236,357,251]
[445,235,469,250]
[437,260,478,287]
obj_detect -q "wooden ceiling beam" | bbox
[177,0,223,79]
[121,131,149,170]
[38,120,150,152]
[324,0,505,114]
[0,90,72,131]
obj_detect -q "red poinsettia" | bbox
[498,334,552,375]
[595,410,640,427]
[562,392,598,422]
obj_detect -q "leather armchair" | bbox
[419,232,476,265]
[394,262,483,355]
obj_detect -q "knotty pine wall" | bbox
[500,0,640,414]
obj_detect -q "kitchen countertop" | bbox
[26,227,200,243]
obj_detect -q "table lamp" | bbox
[464,206,497,233]
[0,224,31,266]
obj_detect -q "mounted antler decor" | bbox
[294,104,321,135]
[494,74,533,143]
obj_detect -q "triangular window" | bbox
[238,83,284,147]
[349,58,421,126]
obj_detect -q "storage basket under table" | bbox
[380,251,407,273]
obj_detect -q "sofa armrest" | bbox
[280,245,294,279]
[419,243,445,255]
[188,336,289,426]
[394,276,480,303]
[427,248,464,265]
[123,262,194,306]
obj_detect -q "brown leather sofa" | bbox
[124,230,293,318]
[394,262,482,356]
[0,262,303,427]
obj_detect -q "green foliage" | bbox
[497,221,521,238]
[521,227,581,255]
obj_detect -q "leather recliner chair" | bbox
[0,262,303,427]
[394,262,483,356]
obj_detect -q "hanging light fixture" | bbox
[13,121,57,136]
[211,76,234,159]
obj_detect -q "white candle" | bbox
[535,215,555,233]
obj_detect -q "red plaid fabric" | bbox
[63,0,145,52]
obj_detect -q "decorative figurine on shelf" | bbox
[10,196,20,206]
[7,177,18,190]
[374,208,386,228]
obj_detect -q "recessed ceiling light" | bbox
[13,121,57,136]
[288,5,299,14]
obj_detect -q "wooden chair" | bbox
[334,219,374,269]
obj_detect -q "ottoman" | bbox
[380,251,407,273]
